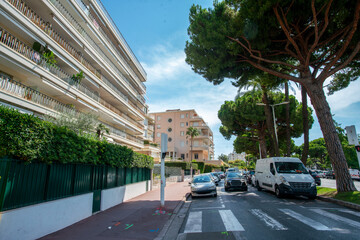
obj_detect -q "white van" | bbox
[255,157,317,199]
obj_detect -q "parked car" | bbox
[218,171,225,179]
[224,172,248,191]
[309,170,321,186]
[349,169,360,180]
[325,170,335,179]
[246,170,255,184]
[190,174,217,198]
[208,173,220,185]
[255,157,317,199]
[316,170,326,178]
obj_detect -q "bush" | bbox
[204,163,221,173]
[192,161,205,173]
[0,105,154,168]
[165,161,190,170]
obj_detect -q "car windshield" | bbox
[193,175,211,183]
[275,162,308,174]
[227,173,243,178]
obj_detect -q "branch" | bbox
[273,4,305,63]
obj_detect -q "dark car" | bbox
[217,171,225,179]
[224,173,247,191]
[309,170,321,186]
[208,173,220,185]
[325,170,335,179]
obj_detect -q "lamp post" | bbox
[256,102,289,147]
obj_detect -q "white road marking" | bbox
[219,210,245,231]
[184,211,202,233]
[311,209,360,228]
[250,209,287,230]
[280,209,331,231]
[337,209,360,218]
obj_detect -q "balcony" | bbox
[0,74,75,115]
[192,145,210,151]
[104,123,144,146]
[47,0,145,96]
[0,27,142,131]
[5,0,146,112]
[75,0,146,91]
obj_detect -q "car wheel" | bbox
[308,195,317,200]
[214,193,217,197]
[244,187,248,191]
[275,186,283,198]
[256,181,262,191]
[225,187,229,192]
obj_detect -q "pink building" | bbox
[150,109,215,162]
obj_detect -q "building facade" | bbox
[0,0,152,151]
[150,109,215,161]
[228,151,246,161]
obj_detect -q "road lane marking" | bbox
[311,209,360,228]
[280,209,331,231]
[219,210,245,231]
[337,209,360,218]
[250,209,287,230]
[184,211,202,233]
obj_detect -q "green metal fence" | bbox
[0,158,151,212]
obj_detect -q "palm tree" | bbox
[186,126,200,178]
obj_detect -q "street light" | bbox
[256,101,289,146]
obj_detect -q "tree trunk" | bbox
[190,137,193,178]
[261,87,279,156]
[305,81,357,192]
[301,85,309,165]
[258,127,267,158]
[285,81,291,156]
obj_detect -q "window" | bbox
[168,137,172,142]
[194,153,199,159]
[186,122,188,126]
[193,122,199,127]
[186,113,188,118]
[186,153,188,158]
[180,141,185,147]
[180,131,184,136]
[180,114,185,119]
[157,116,161,121]
[157,124,161,129]
[168,128,172,132]
[181,154,185,159]
[194,140,199,146]
[168,118,172,123]
[186,140,188,145]
[180,122,185,127]
[157,133,161,137]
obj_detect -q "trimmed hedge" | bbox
[165,161,190,170]
[192,161,205,173]
[0,105,153,169]
[204,163,221,173]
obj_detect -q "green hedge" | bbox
[192,161,205,173]
[165,161,191,170]
[0,105,153,168]
[204,163,221,173]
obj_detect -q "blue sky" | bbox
[103,0,360,158]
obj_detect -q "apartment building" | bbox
[150,109,215,161]
[228,151,246,161]
[0,0,152,150]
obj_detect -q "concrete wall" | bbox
[0,193,93,240]
[0,181,150,240]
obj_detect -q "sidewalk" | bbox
[40,181,190,240]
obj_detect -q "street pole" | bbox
[271,105,278,145]
[345,125,360,168]
[160,133,168,207]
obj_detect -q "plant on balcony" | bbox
[43,49,57,67]
[71,71,84,85]
[144,140,150,145]
[24,89,32,100]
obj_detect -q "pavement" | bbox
[40,181,190,240]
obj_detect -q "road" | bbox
[321,178,360,190]
[177,180,360,240]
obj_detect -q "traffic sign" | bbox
[355,145,360,152]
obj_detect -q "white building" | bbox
[228,151,246,161]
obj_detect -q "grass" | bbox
[317,187,360,205]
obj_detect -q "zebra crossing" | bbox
[182,207,360,233]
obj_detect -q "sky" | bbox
[102,0,360,158]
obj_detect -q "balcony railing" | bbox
[48,0,144,97]
[6,0,146,109]
[93,0,147,78]
[104,122,143,145]
[0,75,75,115]
[0,27,142,129]
[75,0,146,91]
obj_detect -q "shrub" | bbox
[165,161,190,170]
[0,105,154,168]
[204,163,221,173]
[192,161,205,173]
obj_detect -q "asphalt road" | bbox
[178,180,360,240]
[320,178,360,190]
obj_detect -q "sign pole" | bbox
[345,125,360,168]
[160,133,168,207]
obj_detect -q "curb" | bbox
[317,196,360,211]
[155,192,191,240]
